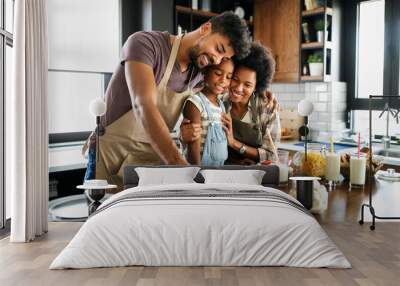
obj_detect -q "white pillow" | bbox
[135,167,200,186]
[200,169,265,185]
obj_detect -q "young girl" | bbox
[183,58,234,166]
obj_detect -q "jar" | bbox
[293,143,326,177]
[277,150,290,185]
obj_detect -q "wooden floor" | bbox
[1,180,400,286]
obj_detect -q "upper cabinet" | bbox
[254,0,300,83]
[253,0,342,83]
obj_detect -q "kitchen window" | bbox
[1,0,14,232]
[346,0,400,135]
[355,0,385,99]
[353,110,400,139]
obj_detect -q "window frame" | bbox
[1,0,13,231]
[345,0,400,119]
[47,70,112,144]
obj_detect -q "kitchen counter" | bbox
[278,140,400,166]
[48,139,400,172]
[278,140,358,154]
[49,141,87,173]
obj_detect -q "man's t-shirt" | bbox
[90,31,203,147]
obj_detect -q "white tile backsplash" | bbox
[318,92,329,102]
[308,112,318,121]
[271,81,348,141]
[270,83,287,93]
[331,121,347,131]
[289,93,305,100]
[310,122,329,132]
[318,112,330,122]
[276,93,289,101]
[314,83,328,92]
[277,93,301,101]
[314,102,328,112]
[305,92,318,102]
[280,101,299,109]
[333,91,347,102]
[329,102,347,112]
[305,82,328,92]
[285,83,301,93]
[332,81,347,92]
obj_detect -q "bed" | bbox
[50,165,350,269]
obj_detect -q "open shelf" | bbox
[301,75,324,81]
[301,42,324,49]
[302,7,333,17]
[175,5,218,18]
[299,0,339,82]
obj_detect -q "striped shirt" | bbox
[223,93,281,162]
[185,92,224,154]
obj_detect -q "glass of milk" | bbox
[350,153,367,189]
[277,150,290,185]
[325,152,341,190]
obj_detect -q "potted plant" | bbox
[314,19,325,42]
[307,54,323,76]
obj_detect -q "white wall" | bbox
[48,0,120,72]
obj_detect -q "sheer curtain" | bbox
[9,0,49,242]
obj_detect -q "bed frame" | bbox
[123,165,280,189]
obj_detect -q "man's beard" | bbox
[188,45,201,68]
[188,45,212,69]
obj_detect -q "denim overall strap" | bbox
[198,94,226,121]
[198,94,228,166]
[217,97,226,114]
[198,93,216,122]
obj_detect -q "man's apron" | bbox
[94,35,193,191]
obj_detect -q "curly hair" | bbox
[234,42,276,95]
[210,11,251,60]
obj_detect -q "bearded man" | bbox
[84,12,251,189]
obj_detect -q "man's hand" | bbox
[221,113,235,147]
[264,91,280,114]
[180,118,202,144]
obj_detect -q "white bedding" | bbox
[50,183,351,269]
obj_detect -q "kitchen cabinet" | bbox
[253,0,300,82]
[253,0,342,83]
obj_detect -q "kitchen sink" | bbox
[374,149,400,158]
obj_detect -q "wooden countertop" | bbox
[278,171,400,224]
